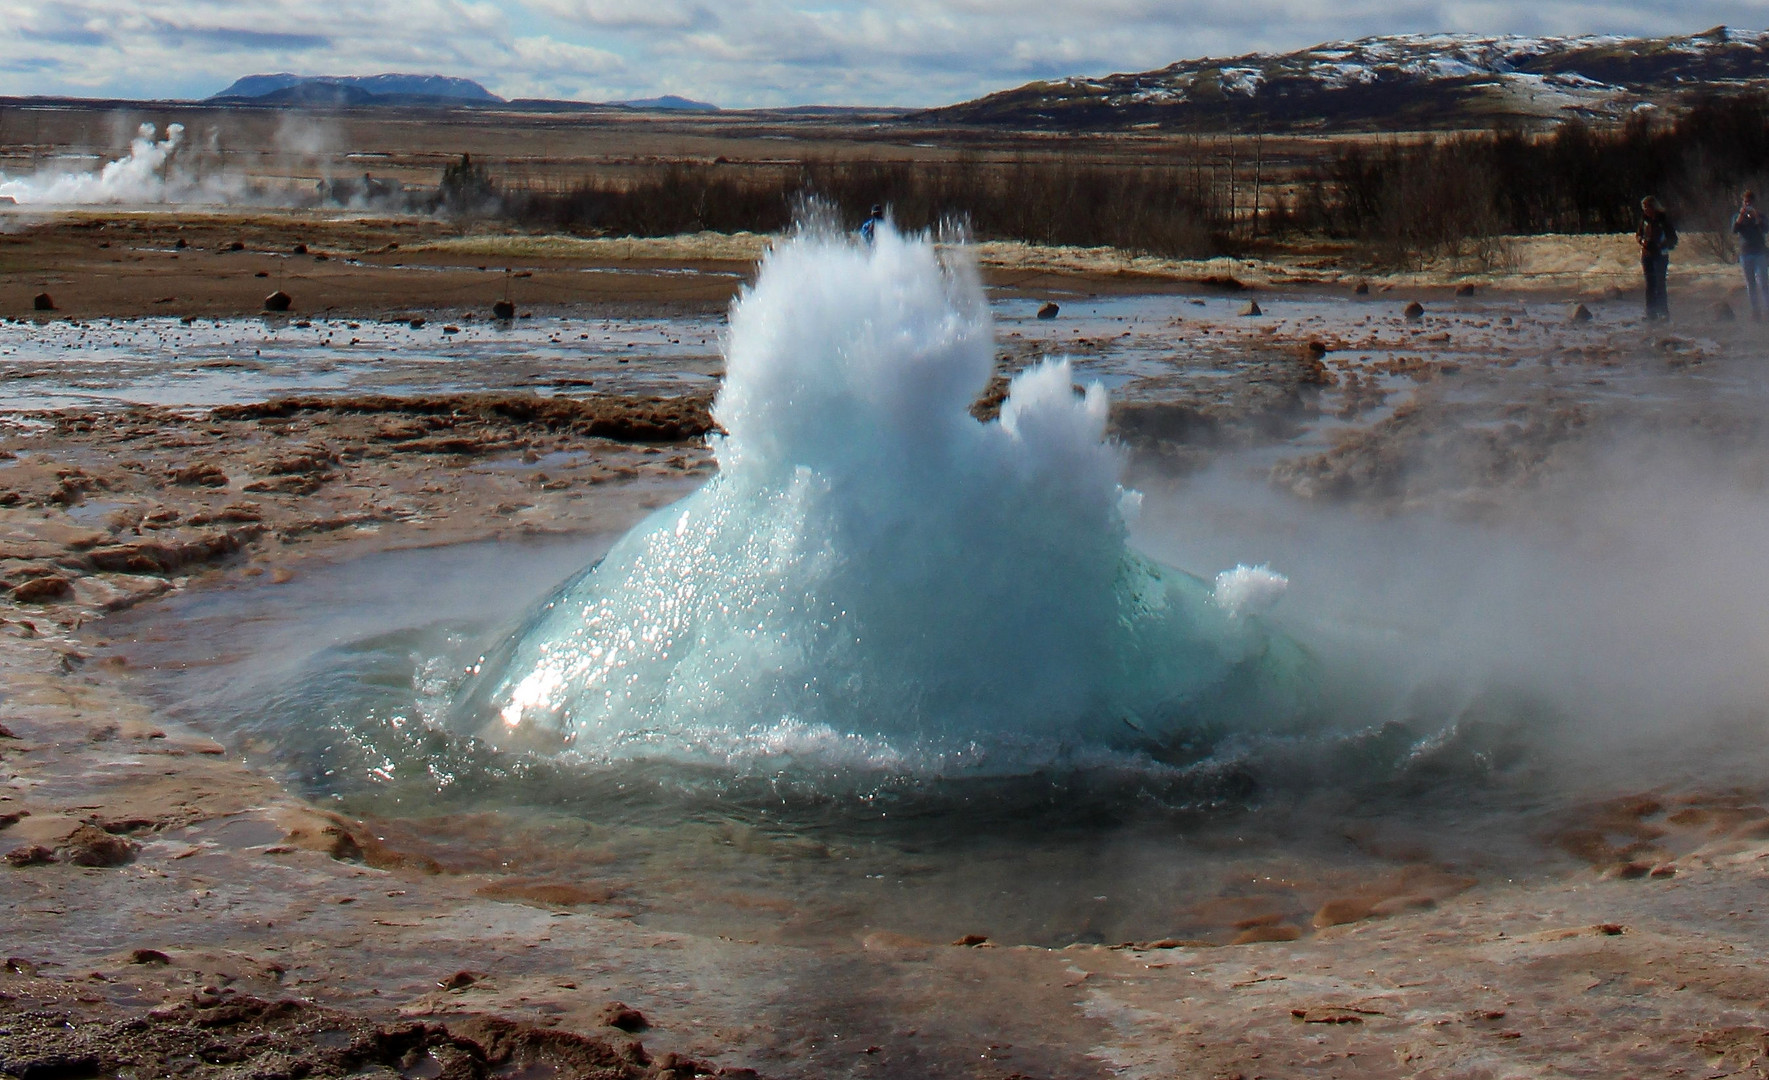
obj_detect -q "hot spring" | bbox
[91,222,1769,955]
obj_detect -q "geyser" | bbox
[455,223,1305,773]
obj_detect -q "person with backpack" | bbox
[1734,190,1769,320]
[1637,196,1678,321]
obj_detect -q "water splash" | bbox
[454,223,1308,773]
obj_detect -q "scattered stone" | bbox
[1231,923,1303,945]
[1353,282,1370,295]
[1036,302,1059,320]
[1714,301,1737,322]
[438,970,482,991]
[129,949,172,965]
[1570,303,1594,324]
[168,462,229,487]
[291,242,308,254]
[493,299,517,320]
[32,292,55,311]
[254,270,269,278]
[174,237,188,249]
[59,824,136,867]
[5,845,56,867]
[443,325,461,334]
[1292,1007,1383,1024]
[409,317,427,329]
[229,241,245,252]
[1304,340,1329,358]
[1455,283,1477,297]
[263,290,292,313]
[951,934,989,947]
[1595,923,1627,935]
[1403,301,1426,320]
[1241,300,1263,317]
[10,575,73,604]
[597,1002,649,1032]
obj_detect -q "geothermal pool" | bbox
[68,225,1769,970]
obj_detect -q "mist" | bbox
[1134,424,1769,796]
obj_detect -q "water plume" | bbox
[453,222,1306,774]
[0,122,242,206]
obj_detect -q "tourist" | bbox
[860,204,885,244]
[1734,190,1769,320]
[1637,196,1677,321]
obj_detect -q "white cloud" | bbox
[3,0,1769,106]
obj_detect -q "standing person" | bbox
[1734,190,1769,320]
[859,204,885,244]
[1637,196,1678,321]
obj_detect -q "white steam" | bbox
[0,123,244,206]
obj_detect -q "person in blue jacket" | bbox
[859,204,885,244]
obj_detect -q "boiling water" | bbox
[455,224,1304,773]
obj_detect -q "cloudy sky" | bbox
[4,0,1769,108]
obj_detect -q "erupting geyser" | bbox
[455,223,1307,773]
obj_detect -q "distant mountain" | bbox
[923,26,1769,132]
[211,74,503,105]
[616,95,719,112]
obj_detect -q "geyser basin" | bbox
[453,224,1306,773]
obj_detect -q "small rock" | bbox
[60,823,136,867]
[1403,301,1425,320]
[292,243,308,255]
[229,241,245,252]
[129,948,172,965]
[492,299,517,320]
[1036,302,1059,320]
[1231,923,1303,945]
[951,934,989,947]
[0,723,15,738]
[174,237,188,249]
[409,317,427,329]
[442,325,461,334]
[1569,303,1594,324]
[1304,340,1329,358]
[254,270,269,278]
[5,957,40,975]
[597,1001,649,1032]
[1595,923,1626,935]
[10,576,73,604]
[1292,1008,1367,1024]
[0,811,24,830]
[1353,282,1370,295]
[1455,283,1477,297]
[5,845,56,867]
[1649,864,1677,879]
[32,292,56,311]
[1241,300,1262,317]
[263,290,292,313]
[269,568,294,584]
[438,970,482,991]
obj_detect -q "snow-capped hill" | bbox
[924,26,1769,131]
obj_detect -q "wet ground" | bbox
[7,280,1769,1078]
